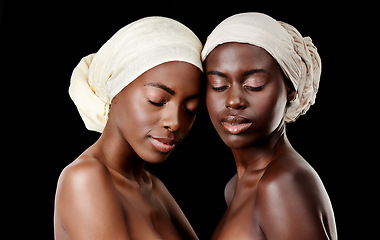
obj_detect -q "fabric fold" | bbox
[201,12,321,122]
[69,16,203,132]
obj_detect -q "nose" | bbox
[225,86,247,110]
[162,107,181,133]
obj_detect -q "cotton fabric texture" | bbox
[201,12,321,122]
[69,16,203,132]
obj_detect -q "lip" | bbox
[221,115,252,135]
[148,136,179,153]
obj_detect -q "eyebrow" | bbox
[145,83,175,96]
[243,69,268,77]
[206,69,268,78]
[206,70,228,78]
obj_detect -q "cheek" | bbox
[115,96,157,138]
[133,100,156,127]
[252,86,287,129]
[114,96,164,162]
[206,91,224,126]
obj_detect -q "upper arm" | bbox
[256,169,330,240]
[55,160,129,240]
[224,174,237,206]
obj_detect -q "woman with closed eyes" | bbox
[202,13,337,240]
[54,17,202,240]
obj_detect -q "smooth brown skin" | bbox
[54,61,202,240]
[205,43,337,240]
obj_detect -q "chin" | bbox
[148,157,169,164]
[140,150,171,164]
[220,131,268,149]
[221,135,252,149]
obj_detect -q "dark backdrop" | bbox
[1,1,375,239]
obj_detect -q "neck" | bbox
[93,121,145,182]
[231,123,288,179]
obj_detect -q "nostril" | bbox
[236,105,246,110]
[225,103,247,110]
[164,123,180,133]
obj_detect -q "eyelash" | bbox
[148,99,197,116]
[148,99,165,107]
[185,108,197,116]
[211,86,229,92]
[211,85,265,92]
[243,85,265,91]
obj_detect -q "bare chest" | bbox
[212,173,266,240]
[115,183,182,240]
[214,194,265,239]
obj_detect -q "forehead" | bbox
[132,61,202,95]
[205,42,279,72]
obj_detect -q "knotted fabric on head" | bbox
[201,12,321,122]
[69,16,203,132]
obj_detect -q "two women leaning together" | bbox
[54,13,337,240]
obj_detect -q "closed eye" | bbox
[244,85,265,91]
[211,86,229,92]
[184,107,197,116]
[148,99,165,107]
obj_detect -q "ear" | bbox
[287,87,296,102]
[283,75,296,103]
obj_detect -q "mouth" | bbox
[221,115,252,135]
[148,136,179,153]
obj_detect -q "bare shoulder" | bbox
[256,152,337,240]
[55,155,119,219]
[55,156,128,239]
[60,156,110,179]
[259,152,326,198]
[56,156,114,198]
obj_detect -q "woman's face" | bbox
[205,43,293,149]
[110,61,202,163]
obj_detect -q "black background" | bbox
[1,1,376,239]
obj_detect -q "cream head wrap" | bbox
[69,16,203,132]
[201,12,321,122]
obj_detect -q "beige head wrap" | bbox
[201,12,321,122]
[69,16,203,132]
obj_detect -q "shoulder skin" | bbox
[54,157,130,240]
[255,155,337,240]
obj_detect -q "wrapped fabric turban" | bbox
[201,12,321,122]
[69,16,203,132]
